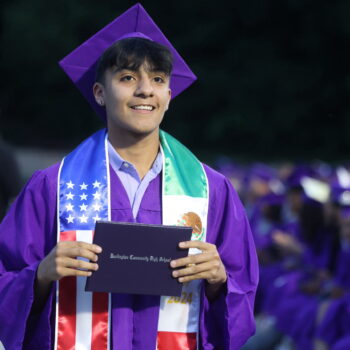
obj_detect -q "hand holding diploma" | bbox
[170,241,227,300]
[37,241,102,284]
[32,241,102,313]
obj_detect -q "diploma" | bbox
[85,221,192,296]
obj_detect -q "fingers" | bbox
[52,255,99,281]
[178,240,215,251]
[52,256,99,280]
[170,244,227,284]
[58,240,102,254]
[54,241,102,279]
[38,241,103,283]
[59,257,99,272]
[173,261,226,284]
[54,258,98,279]
[172,261,216,279]
[170,250,219,269]
[56,241,102,262]
[56,266,94,278]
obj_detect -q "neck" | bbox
[108,129,160,179]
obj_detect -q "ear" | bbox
[165,88,172,111]
[93,82,105,106]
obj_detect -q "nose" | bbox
[134,77,154,98]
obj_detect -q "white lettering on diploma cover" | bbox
[110,253,171,263]
[110,253,129,260]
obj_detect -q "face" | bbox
[287,191,303,214]
[250,178,271,198]
[93,63,171,140]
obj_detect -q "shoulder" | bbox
[23,163,60,194]
[202,162,247,222]
[202,163,227,186]
[202,163,240,200]
[0,163,61,247]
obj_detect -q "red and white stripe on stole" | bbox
[157,331,196,350]
[157,279,201,350]
[55,230,110,350]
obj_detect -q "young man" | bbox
[0,4,258,350]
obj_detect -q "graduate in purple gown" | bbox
[0,4,258,350]
[314,206,350,349]
[248,193,285,313]
[243,163,278,220]
[258,179,332,350]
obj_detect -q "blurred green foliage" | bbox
[1,0,349,161]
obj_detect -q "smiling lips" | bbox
[130,104,155,111]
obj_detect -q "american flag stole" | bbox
[55,130,111,350]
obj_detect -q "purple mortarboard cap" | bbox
[215,157,244,179]
[244,163,284,194]
[59,3,197,121]
[285,165,317,189]
[312,161,333,181]
[247,163,276,182]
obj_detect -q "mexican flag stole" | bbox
[55,129,209,350]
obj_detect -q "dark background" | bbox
[1,0,349,162]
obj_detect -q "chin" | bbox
[126,119,163,135]
[107,115,163,140]
[117,123,160,138]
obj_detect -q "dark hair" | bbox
[95,37,173,83]
[300,201,325,245]
[263,203,282,224]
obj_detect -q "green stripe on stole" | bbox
[158,130,209,341]
[160,130,208,198]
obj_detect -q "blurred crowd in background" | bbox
[214,158,350,350]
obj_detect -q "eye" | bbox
[120,75,135,82]
[153,76,166,83]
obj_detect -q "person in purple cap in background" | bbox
[242,164,342,350]
[312,206,350,350]
[214,157,245,197]
[242,163,282,220]
[0,4,258,350]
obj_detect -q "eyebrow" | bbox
[111,67,137,74]
[111,66,170,76]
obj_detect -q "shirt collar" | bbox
[107,138,163,178]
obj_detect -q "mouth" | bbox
[130,104,155,111]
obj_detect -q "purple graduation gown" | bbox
[332,336,350,350]
[315,249,350,347]
[0,162,258,350]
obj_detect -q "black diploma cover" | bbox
[85,221,192,296]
